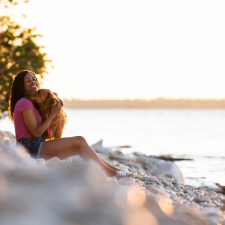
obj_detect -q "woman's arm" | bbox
[22,102,61,139]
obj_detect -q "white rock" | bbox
[91,139,112,155]
[118,177,135,186]
[36,161,46,167]
[45,157,64,167]
[136,156,185,184]
[36,158,45,162]
[70,155,85,164]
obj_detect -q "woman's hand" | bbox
[51,102,61,116]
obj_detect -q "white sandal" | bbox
[115,171,132,179]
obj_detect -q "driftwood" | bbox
[150,155,193,161]
[216,183,225,194]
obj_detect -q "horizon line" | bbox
[62,97,225,101]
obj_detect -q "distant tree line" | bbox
[63,98,225,109]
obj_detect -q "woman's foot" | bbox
[115,170,132,179]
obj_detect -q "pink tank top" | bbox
[14,97,42,140]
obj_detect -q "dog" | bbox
[27,89,67,140]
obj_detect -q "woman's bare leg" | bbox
[97,154,121,171]
[40,136,117,176]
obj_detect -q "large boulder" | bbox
[136,156,185,184]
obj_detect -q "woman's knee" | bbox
[72,136,87,148]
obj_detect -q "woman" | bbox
[9,70,131,178]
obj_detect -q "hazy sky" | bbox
[10,0,225,99]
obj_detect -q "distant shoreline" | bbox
[63,98,225,109]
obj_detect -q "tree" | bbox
[0,0,53,116]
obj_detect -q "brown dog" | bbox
[28,89,67,140]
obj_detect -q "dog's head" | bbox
[27,89,58,108]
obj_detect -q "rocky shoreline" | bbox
[0,131,225,225]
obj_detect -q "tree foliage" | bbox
[0,0,52,115]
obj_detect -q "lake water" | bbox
[1,109,225,188]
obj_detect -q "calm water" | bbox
[1,109,225,188]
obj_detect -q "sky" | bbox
[9,0,225,100]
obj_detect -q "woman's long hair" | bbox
[8,70,40,122]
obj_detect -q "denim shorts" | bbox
[17,135,45,159]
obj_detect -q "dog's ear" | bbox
[45,93,57,107]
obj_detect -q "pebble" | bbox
[184,189,191,193]
[212,201,224,207]
[199,202,214,208]
[132,173,140,178]
[189,192,197,198]
[140,176,157,182]
[172,179,179,184]
[160,180,168,186]
[150,186,163,194]
[173,183,180,189]
[150,186,171,198]
[194,197,212,203]
[176,192,184,197]
[158,177,166,182]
